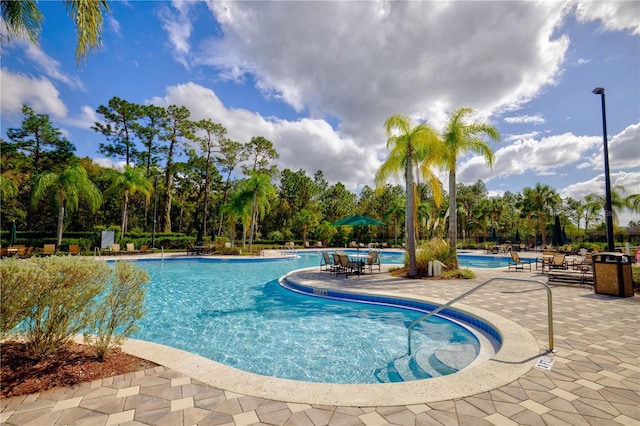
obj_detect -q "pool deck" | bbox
[2,250,639,425]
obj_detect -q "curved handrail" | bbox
[408,277,553,355]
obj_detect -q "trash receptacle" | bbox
[592,252,634,297]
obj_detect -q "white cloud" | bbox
[458,133,601,184]
[0,69,67,118]
[575,1,640,35]
[20,42,86,91]
[148,82,379,190]
[157,0,195,67]
[191,1,570,140]
[504,114,546,125]
[593,122,640,170]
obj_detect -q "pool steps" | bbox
[374,343,477,383]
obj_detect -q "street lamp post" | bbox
[592,87,615,252]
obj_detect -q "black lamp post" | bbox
[592,87,615,252]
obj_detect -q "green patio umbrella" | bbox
[331,214,385,253]
[10,221,17,247]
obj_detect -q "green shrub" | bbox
[416,238,457,270]
[0,258,46,334]
[443,268,476,279]
[633,265,640,286]
[1,256,149,360]
[84,261,149,360]
[21,257,112,357]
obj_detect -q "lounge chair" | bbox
[508,251,532,271]
[320,252,335,272]
[42,244,56,256]
[366,251,381,272]
[186,243,197,255]
[68,244,80,255]
[316,241,323,248]
[548,253,567,271]
[19,247,33,258]
[139,245,149,254]
[126,243,139,254]
[110,244,121,255]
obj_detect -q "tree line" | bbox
[3,102,639,257]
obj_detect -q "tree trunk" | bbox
[56,203,65,248]
[405,159,417,277]
[448,168,459,268]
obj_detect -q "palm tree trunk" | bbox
[57,204,65,248]
[405,160,417,277]
[448,168,459,268]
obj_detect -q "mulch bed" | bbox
[1,341,157,398]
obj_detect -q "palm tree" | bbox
[375,114,442,277]
[106,166,152,238]
[241,171,277,253]
[524,184,559,247]
[1,0,110,64]
[31,165,102,247]
[383,198,405,246]
[220,190,251,248]
[441,108,500,264]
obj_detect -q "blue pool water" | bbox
[129,251,484,384]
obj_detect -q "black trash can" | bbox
[592,252,634,297]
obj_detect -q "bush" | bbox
[416,238,457,270]
[633,265,640,286]
[0,258,46,334]
[84,261,149,360]
[0,256,148,359]
[20,257,112,357]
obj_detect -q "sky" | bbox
[1,1,639,225]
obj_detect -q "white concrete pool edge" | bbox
[119,267,542,407]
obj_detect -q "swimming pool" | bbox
[129,251,490,384]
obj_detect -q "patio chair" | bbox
[187,243,196,255]
[508,251,532,271]
[42,244,56,256]
[336,253,355,277]
[139,245,149,254]
[320,252,335,272]
[549,253,567,271]
[126,243,139,254]
[316,241,323,248]
[19,247,34,258]
[68,244,80,255]
[110,243,121,255]
[366,251,381,272]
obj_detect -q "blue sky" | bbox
[1,1,639,225]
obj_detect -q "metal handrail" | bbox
[94,247,101,258]
[408,277,553,355]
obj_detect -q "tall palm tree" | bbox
[31,165,102,247]
[1,0,110,64]
[441,107,500,265]
[106,166,152,238]
[375,114,442,277]
[241,171,277,253]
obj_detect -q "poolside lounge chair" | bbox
[140,245,149,254]
[316,241,323,248]
[320,252,335,272]
[548,253,567,271]
[110,244,121,255]
[508,251,532,271]
[42,244,56,256]
[126,243,139,254]
[366,251,381,272]
[68,244,80,255]
[187,243,196,255]
[19,247,33,258]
